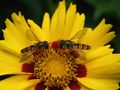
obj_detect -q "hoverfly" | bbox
[56,28,91,60]
[20,41,49,62]
[51,40,90,60]
[21,41,49,53]
[20,28,91,62]
[59,40,90,50]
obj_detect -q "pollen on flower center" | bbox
[33,48,77,87]
[44,54,68,77]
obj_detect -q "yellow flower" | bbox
[0,1,120,90]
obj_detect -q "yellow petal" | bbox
[77,78,119,90]
[86,54,120,79]
[25,82,47,90]
[12,12,38,44]
[4,19,23,48]
[0,50,22,75]
[42,13,50,42]
[0,75,39,90]
[95,31,116,46]
[50,8,58,41]
[25,86,35,90]
[83,31,115,47]
[93,19,113,35]
[25,29,39,41]
[78,28,94,46]
[4,18,32,49]
[69,13,85,39]
[50,0,66,41]
[86,54,120,67]
[80,85,90,90]
[86,45,113,60]
[56,0,66,39]
[87,63,120,79]
[28,20,48,41]
[12,12,29,30]
[63,3,76,40]
[79,19,114,47]
[0,41,20,56]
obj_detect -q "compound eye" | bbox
[59,40,73,49]
[59,40,65,48]
[43,41,49,49]
[37,42,44,48]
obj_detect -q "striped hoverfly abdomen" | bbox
[74,43,91,50]
[21,41,49,53]
[58,40,91,50]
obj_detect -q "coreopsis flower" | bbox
[0,1,120,90]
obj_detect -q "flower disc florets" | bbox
[33,47,78,87]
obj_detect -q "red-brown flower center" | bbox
[21,42,87,88]
[33,48,77,87]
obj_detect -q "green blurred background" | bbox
[0,0,120,52]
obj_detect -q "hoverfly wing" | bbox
[74,49,86,61]
[20,51,34,62]
[78,50,86,60]
[70,28,87,42]
[20,44,38,62]
[26,29,40,41]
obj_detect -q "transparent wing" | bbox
[20,51,34,62]
[74,49,87,64]
[72,49,86,60]
[70,28,87,41]
[77,50,86,60]
[26,29,40,41]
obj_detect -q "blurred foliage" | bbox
[85,0,120,20]
[0,0,120,53]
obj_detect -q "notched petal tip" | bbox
[18,11,22,16]
[5,18,13,25]
[11,12,17,17]
[27,19,42,31]
[4,19,14,32]
[11,12,19,21]
[100,18,113,27]
[28,19,49,41]
[27,19,32,24]
[80,13,85,18]
[27,19,35,26]
[59,0,65,4]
